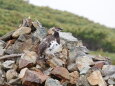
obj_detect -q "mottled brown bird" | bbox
[37,27,63,59]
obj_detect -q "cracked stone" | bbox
[87,70,107,86]
[19,50,37,69]
[76,56,94,74]
[20,68,48,85]
[51,67,70,80]
[12,27,31,38]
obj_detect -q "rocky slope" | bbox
[0,18,115,86]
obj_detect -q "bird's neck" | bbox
[54,31,60,44]
[54,31,59,38]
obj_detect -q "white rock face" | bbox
[18,68,28,79]
[45,78,62,86]
[0,40,5,56]
[0,48,5,56]
[2,60,15,69]
[59,32,78,42]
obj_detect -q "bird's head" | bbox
[54,27,63,32]
[48,27,63,35]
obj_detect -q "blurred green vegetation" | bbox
[0,0,115,54]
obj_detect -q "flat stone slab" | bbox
[59,32,78,42]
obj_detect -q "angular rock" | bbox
[93,55,109,61]
[87,70,107,86]
[12,27,31,38]
[36,59,47,69]
[19,50,37,69]
[43,68,53,76]
[102,65,115,80]
[76,56,94,74]
[18,68,28,79]
[0,40,5,48]
[23,38,33,50]
[20,35,39,52]
[33,27,47,41]
[102,65,115,75]
[47,57,65,67]
[76,46,89,54]
[51,67,70,80]
[20,68,48,85]
[0,48,5,56]
[32,20,42,29]
[2,60,15,69]
[21,18,32,27]
[76,75,90,86]
[69,46,89,64]
[67,63,78,72]
[5,34,40,54]
[93,61,105,69]
[17,34,27,42]
[6,69,18,82]
[8,78,21,85]
[59,32,78,42]
[80,66,91,75]
[45,78,62,86]
[69,71,79,84]
[108,78,115,85]
[0,31,15,41]
[5,41,24,54]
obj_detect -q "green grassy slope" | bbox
[0,0,115,53]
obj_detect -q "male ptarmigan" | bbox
[37,27,63,59]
